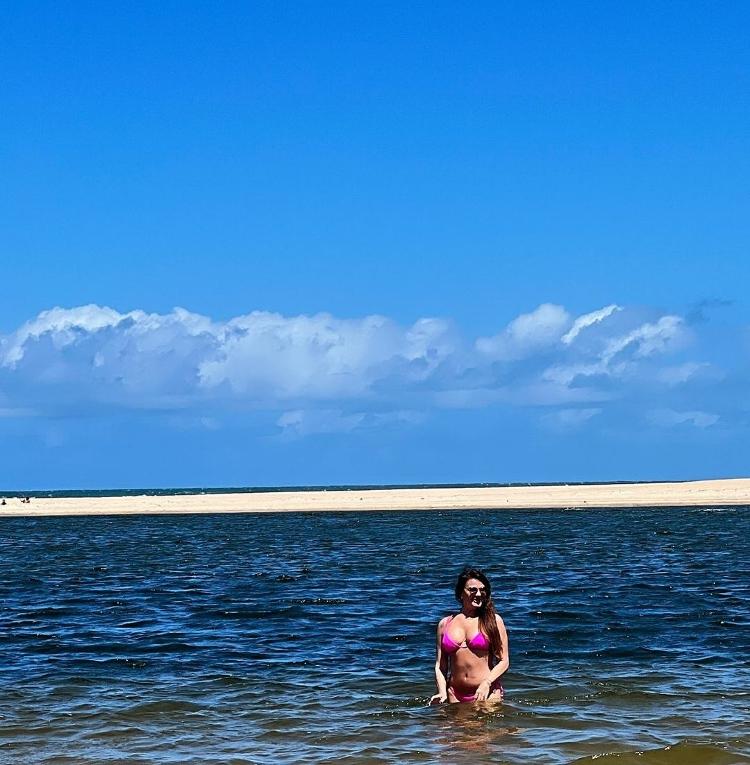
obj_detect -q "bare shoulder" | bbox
[495,613,507,630]
[437,615,451,632]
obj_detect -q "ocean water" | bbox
[1,506,748,764]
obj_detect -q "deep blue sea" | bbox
[1,505,748,764]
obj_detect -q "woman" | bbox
[430,567,509,704]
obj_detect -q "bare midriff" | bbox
[449,645,493,698]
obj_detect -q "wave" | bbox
[571,742,750,764]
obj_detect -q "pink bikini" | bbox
[441,620,491,654]
[441,616,502,702]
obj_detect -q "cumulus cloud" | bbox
[604,315,688,360]
[543,313,690,387]
[198,312,397,399]
[476,304,571,360]
[0,301,738,436]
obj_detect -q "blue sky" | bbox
[2,2,750,489]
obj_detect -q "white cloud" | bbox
[656,362,716,386]
[198,312,459,398]
[476,304,571,360]
[602,315,687,362]
[199,312,387,398]
[543,361,609,387]
[562,304,621,344]
[648,409,720,428]
[404,318,458,377]
[0,305,464,413]
[0,302,735,437]
[2,305,131,368]
[542,407,602,430]
[543,314,689,387]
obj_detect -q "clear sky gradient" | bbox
[2,2,749,489]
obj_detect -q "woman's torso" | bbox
[441,614,493,693]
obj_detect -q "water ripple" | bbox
[0,506,748,763]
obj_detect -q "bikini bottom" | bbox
[448,684,504,703]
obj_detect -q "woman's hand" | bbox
[473,679,492,702]
[429,692,448,705]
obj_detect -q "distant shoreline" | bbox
[0,477,696,499]
[2,477,749,517]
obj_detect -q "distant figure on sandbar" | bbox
[430,566,509,704]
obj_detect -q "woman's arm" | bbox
[474,615,510,701]
[429,617,449,704]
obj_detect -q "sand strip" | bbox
[1,478,750,516]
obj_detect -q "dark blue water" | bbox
[1,507,748,764]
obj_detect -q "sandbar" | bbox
[1,478,749,517]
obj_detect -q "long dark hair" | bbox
[454,566,503,660]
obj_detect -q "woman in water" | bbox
[430,567,509,704]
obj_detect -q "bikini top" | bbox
[441,616,491,654]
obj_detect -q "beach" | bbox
[2,477,749,516]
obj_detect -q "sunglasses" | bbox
[465,587,487,597]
